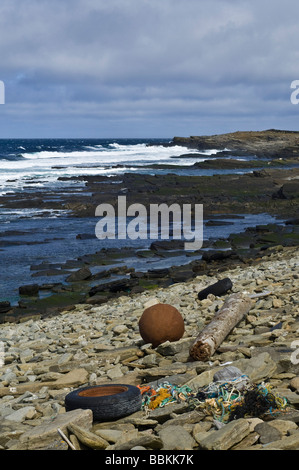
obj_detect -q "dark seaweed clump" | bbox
[228,387,278,421]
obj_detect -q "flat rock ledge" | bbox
[0,245,298,451]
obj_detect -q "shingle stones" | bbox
[138,303,185,348]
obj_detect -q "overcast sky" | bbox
[0,0,299,138]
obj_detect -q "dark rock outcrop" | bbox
[19,284,39,296]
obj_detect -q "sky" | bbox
[1,0,299,138]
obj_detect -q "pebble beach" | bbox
[0,243,298,451]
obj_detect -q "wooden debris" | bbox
[57,428,76,450]
[190,293,253,361]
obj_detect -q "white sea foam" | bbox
[0,143,218,194]
[20,143,215,164]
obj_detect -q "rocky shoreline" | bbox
[2,217,299,323]
[1,129,299,318]
[169,128,299,159]
[1,163,299,320]
[0,244,298,451]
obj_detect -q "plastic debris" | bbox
[137,382,195,410]
[137,376,289,423]
[213,366,246,384]
[197,277,233,300]
[195,378,289,423]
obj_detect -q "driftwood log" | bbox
[189,293,253,361]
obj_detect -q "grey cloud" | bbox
[0,0,299,137]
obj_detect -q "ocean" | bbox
[0,137,215,195]
[1,137,270,198]
[0,138,280,304]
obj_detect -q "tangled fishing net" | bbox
[195,376,289,423]
[137,382,196,411]
[137,375,289,423]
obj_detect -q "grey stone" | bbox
[38,439,69,450]
[231,431,260,450]
[261,431,299,450]
[290,376,299,391]
[184,368,217,389]
[268,419,298,436]
[147,402,190,423]
[19,284,39,296]
[254,422,282,444]
[158,425,196,450]
[68,423,109,449]
[106,364,124,380]
[112,433,163,450]
[0,427,26,449]
[1,371,17,385]
[5,406,36,423]
[140,353,160,367]
[233,352,277,382]
[159,410,205,429]
[198,418,251,450]
[93,428,123,443]
[113,324,129,335]
[51,367,89,388]
[66,267,92,282]
[9,409,93,450]
[19,349,34,363]
[156,338,194,356]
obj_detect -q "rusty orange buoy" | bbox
[138,303,184,348]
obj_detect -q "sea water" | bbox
[0,138,279,303]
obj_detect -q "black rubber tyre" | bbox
[197,277,233,300]
[64,384,142,422]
